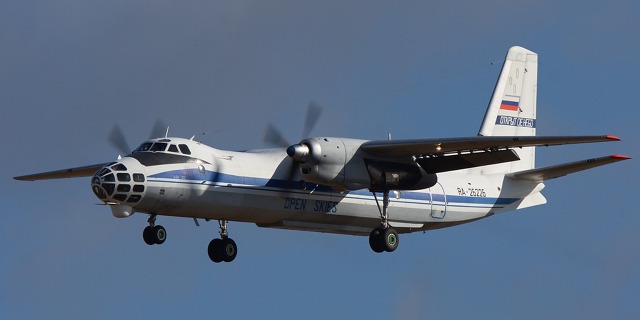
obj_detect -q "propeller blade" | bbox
[284,161,299,189]
[264,123,291,148]
[108,124,131,155]
[149,119,168,139]
[302,101,323,139]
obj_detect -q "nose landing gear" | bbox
[207,219,238,263]
[142,214,166,245]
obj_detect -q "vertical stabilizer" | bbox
[478,46,538,172]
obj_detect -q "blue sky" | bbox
[2,1,639,319]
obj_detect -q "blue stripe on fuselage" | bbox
[148,169,520,207]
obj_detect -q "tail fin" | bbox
[478,46,538,172]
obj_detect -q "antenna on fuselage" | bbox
[165,127,170,138]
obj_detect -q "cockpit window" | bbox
[136,143,153,152]
[168,144,179,153]
[111,163,127,171]
[179,144,191,155]
[150,143,167,152]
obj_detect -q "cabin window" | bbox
[117,184,131,192]
[168,144,179,153]
[117,173,131,182]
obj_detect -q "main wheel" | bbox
[152,225,167,245]
[382,227,399,252]
[221,238,237,262]
[208,238,223,263]
[369,228,384,253]
[143,226,155,245]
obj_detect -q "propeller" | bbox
[107,119,168,155]
[264,124,291,148]
[302,101,323,140]
[149,119,169,139]
[263,101,324,147]
[108,124,131,155]
[263,101,324,188]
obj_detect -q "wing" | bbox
[507,155,630,182]
[361,135,621,173]
[14,163,108,181]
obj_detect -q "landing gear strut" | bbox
[143,214,166,245]
[207,219,238,263]
[369,190,399,253]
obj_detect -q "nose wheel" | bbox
[207,219,238,263]
[142,214,166,245]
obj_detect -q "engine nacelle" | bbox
[364,159,437,191]
[293,137,348,187]
[288,137,437,191]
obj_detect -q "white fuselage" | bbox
[99,137,545,236]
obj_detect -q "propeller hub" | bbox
[287,144,310,162]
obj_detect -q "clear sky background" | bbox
[2,1,639,319]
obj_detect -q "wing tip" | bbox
[605,135,622,141]
[610,154,631,160]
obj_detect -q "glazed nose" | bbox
[91,162,146,204]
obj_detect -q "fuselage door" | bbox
[430,182,447,219]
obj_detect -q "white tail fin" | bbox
[478,46,538,173]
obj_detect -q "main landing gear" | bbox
[143,214,166,245]
[369,190,399,253]
[207,219,238,263]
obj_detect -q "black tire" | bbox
[221,238,237,262]
[369,228,384,253]
[143,226,155,245]
[152,225,167,245]
[208,238,223,263]
[382,227,399,252]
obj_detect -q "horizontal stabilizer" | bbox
[416,149,520,174]
[14,163,107,181]
[506,155,630,182]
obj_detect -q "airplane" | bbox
[14,46,630,263]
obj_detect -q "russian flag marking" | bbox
[500,100,519,111]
